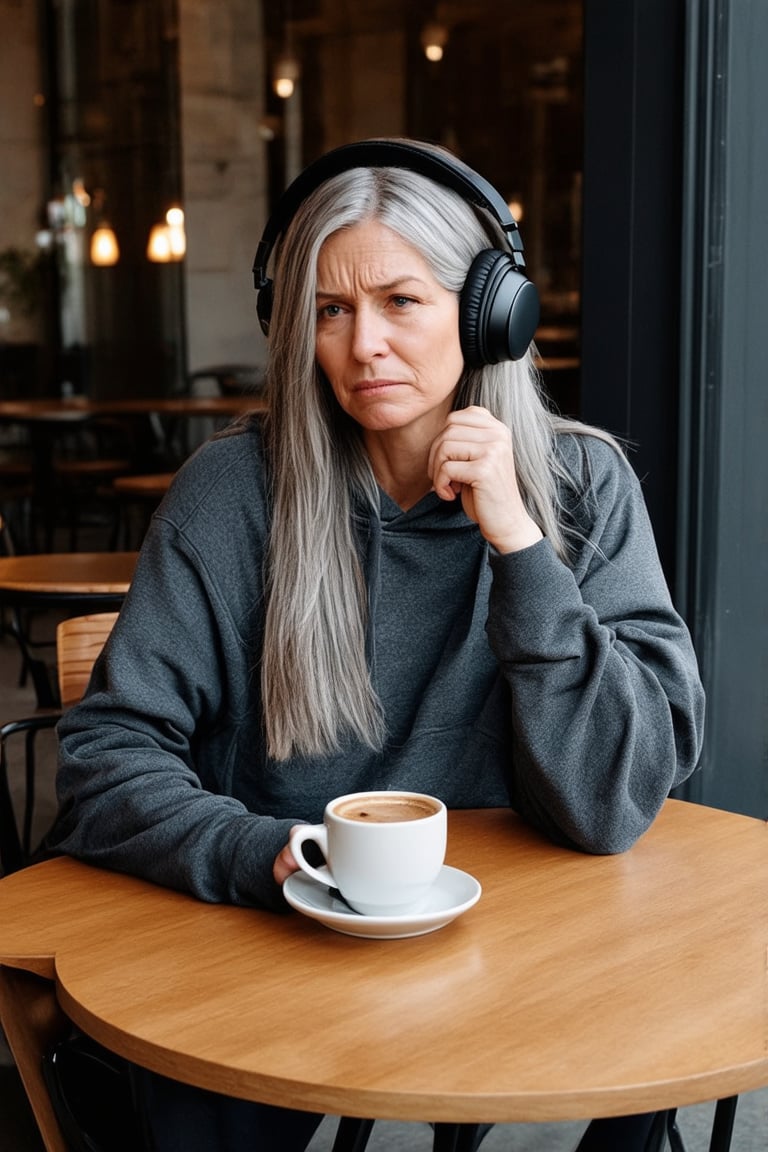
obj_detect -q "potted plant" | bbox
[0,246,45,324]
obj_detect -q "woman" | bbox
[53,139,705,1152]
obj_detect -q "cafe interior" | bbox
[0,1,766,1149]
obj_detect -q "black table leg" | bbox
[432,1123,493,1152]
[331,1117,375,1152]
[709,1097,738,1152]
[664,1110,687,1152]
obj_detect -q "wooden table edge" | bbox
[1,807,767,1127]
[40,972,768,1123]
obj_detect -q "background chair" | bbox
[187,363,264,397]
[110,470,175,549]
[0,449,34,552]
[0,512,58,699]
[52,418,135,550]
[0,611,118,875]
[0,548,134,708]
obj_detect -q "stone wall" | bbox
[0,0,45,344]
[0,0,270,378]
[178,0,269,377]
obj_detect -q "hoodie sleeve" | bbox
[52,432,295,910]
[485,434,705,854]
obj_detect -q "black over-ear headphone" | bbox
[252,139,540,367]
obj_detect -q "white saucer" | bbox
[283,865,481,939]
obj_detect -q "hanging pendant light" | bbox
[273,52,300,98]
[274,0,300,98]
[90,224,120,266]
[147,206,186,263]
[165,207,186,258]
[89,185,119,265]
[421,20,449,62]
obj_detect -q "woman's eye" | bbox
[318,303,343,320]
[391,295,414,308]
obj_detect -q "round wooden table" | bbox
[0,396,264,422]
[0,551,137,599]
[0,801,765,1152]
[0,551,137,706]
[112,472,175,499]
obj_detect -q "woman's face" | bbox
[314,219,465,440]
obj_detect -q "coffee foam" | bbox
[333,795,439,823]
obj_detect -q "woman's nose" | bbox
[351,307,388,360]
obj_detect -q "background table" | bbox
[0,800,766,1152]
[0,396,265,547]
[0,395,264,423]
[0,551,136,706]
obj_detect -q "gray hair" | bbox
[261,160,614,760]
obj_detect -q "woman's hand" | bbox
[428,406,544,553]
[273,832,302,885]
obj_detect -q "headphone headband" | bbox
[252,138,526,290]
[252,138,540,365]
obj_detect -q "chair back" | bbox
[0,511,15,555]
[56,612,119,708]
[0,612,119,876]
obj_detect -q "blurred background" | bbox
[1,0,766,822]
[1,0,585,400]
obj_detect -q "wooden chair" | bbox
[56,612,119,708]
[0,611,118,875]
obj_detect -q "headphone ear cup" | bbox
[256,280,274,337]
[460,249,540,366]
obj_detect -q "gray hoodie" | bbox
[53,416,705,909]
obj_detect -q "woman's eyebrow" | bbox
[316,276,429,300]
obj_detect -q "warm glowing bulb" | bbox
[147,215,186,262]
[73,178,91,207]
[507,198,524,223]
[421,22,448,62]
[274,76,295,98]
[90,225,119,266]
[167,227,186,258]
[164,207,186,258]
[147,223,172,263]
[273,54,300,99]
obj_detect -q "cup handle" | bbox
[289,824,333,888]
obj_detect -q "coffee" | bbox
[333,795,439,823]
[289,790,447,915]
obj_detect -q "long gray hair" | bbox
[261,157,612,761]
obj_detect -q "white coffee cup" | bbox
[289,790,447,916]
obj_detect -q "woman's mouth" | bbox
[352,379,403,394]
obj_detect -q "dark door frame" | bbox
[581,0,768,820]
[580,0,685,586]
